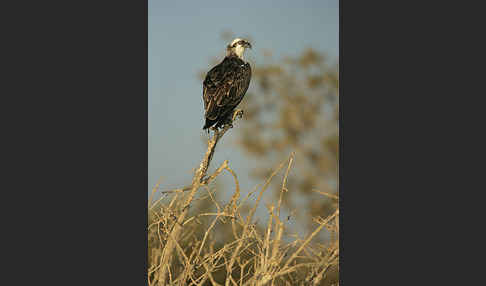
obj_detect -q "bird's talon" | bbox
[233,109,244,120]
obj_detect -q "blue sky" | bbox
[148,0,339,200]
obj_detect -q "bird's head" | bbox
[226,38,252,59]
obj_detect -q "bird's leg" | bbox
[213,109,244,130]
[233,109,244,120]
[223,116,234,129]
[222,109,244,129]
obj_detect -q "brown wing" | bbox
[203,58,251,122]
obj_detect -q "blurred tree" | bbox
[210,31,339,232]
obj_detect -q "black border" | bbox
[339,0,457,284]
[4,1,148,284]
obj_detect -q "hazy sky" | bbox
[148,0,339,199]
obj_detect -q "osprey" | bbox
[202,38,252,130]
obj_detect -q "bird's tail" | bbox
[203,118,217,130]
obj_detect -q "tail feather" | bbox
[203,118,217,130]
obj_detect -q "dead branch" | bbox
[158,109,243,285]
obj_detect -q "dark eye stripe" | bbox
[232,40,248,48]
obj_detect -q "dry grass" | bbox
[148,112,339,285]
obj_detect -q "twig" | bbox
[277,153,294,219]
[225,155,289,286]
[275,209,339,279]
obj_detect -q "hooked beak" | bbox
[245,41,252,49]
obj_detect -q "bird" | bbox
[202,38,252,130]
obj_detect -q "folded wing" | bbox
[203,57,251,129]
